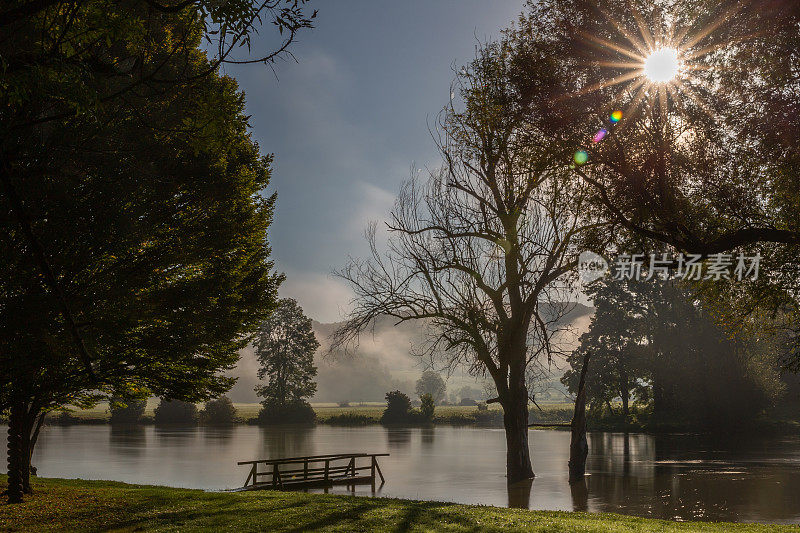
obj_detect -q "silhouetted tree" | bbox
[415,371,446,404]
[335,42,593,483]
[511,0,800,368]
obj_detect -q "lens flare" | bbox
[574,151,589,165]
[593,128,608,143]
[610,110,623,123]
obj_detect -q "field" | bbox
[1,476,793,532]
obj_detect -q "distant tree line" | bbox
[563,276,796,429]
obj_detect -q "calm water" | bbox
[19,424,800,523]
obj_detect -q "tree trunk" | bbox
[21,408,44,494]
[621,392,629,420]
[569,351,591,484]
[6,402,24,503]
[502,385,534,484]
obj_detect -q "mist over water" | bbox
[23,424,800,524]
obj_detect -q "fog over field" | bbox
[226,303,593,403]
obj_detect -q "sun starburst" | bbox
[572,2,751,126]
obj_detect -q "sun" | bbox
[644,48,680,83]
[567,4,749,124]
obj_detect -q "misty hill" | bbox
[225,302,593,403]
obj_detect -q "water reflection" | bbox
[258,425,314,459]
[109,425,146,457]
[569,478,588,512]
[507,479,533,509]
[386,427,412,449]
[420,427,435,448]
[23,425,800,524]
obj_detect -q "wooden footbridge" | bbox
[237,453,389,491]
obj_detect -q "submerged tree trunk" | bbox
[503,398,534,484]
[503,363,534,484]
[569,351,591,484]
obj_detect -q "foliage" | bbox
[415,372,446,404]
[420,394,435,422]
[153,400,198,425]
[0,0,309,502]
[201,396,237,425]
[254,299,319,408]
[564,277,784,428]
[381,390,413,424]
[508,0,800,369]
[257,399,315,425]
[109,397,147,425]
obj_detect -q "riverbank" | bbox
[41,402,574,428]
[1,476,794,532]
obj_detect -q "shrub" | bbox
[201,396,237,425]
[257,400,316,424]
[153,399,198,425]
[337,400,351,408]
[477,402,488,411]
[109,397,147,424]
[381,390,412,424]
[459,397,478,406]
[420,393,435,422]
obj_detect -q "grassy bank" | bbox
[1,476,793,532]
[43,402,575,428]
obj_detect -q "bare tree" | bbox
[334,43,596,483]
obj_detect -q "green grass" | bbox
[1,477,794,533]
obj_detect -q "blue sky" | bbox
[225,1,526,321]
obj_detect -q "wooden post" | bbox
[244,463,256,487]
[303,459,308,481]
[374,456,385,484]
[370,455,376,481]
[569,351,591,484]
[324,459,329,482]
[272,463,280,488]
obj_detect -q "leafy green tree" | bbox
[381,390,412,424]
[154,399,199,425]
[415,371,446,405]
[201,396,237,425]
[0,0,313,503]
[254,298,319,421]
[419,393,435,422]
[109,397,148,425]
[0,36,282,504]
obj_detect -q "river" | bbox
[22,424,800,523]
